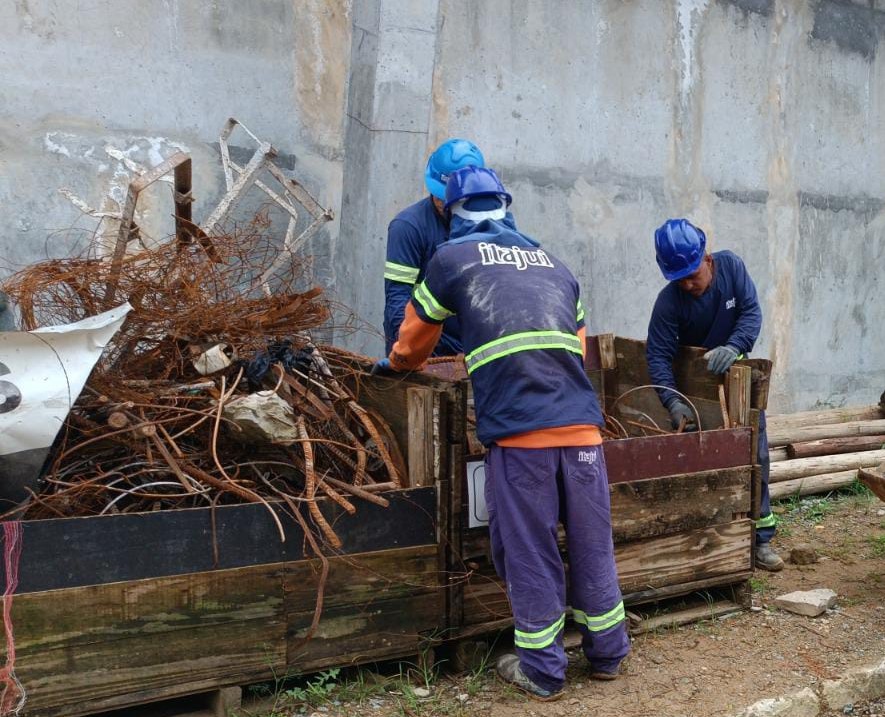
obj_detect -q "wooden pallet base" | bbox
[30,686,241,717]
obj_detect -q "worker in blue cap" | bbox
[376,166,630,700]
[382,139,485,356]
[646,218,782,571]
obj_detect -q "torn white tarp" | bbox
[0,304,131,506]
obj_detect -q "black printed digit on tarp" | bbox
[0,362,22,413]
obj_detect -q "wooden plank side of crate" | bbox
[595,377,731,434]
[616,520,753,594]
[603,429,752,483]
[13,545,444,716]
[12,563,287,716]
[2,488,437,594]
[285,545,442,671]
[593,336,771,410]
[610,468,751,542]
[458,520,752,627]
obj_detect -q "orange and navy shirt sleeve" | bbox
[389,252,455,371]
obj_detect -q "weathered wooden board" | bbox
[615,520,752,593]
[1,488,438,594]
[859,463,885,502]
[407,387,437,487]
[12,563,287,716]
[11,545,444,717]
[285,546,443,670]
[603,429,753,483]
[345,371,454,485]
[459,520,752,626]
[605,391,727,435]
[609,468,751,542]
[586,336,771,410]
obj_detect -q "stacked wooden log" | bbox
[767,404,885,500]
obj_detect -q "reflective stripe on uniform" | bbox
[756,513,777,529]
[413,281,454,322]
[384,261,420,284]
[464,330,583,374]
[513,613,565,650]
[573,601,625,633]
[576,299,585,323]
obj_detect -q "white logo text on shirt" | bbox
[477,242,554,271]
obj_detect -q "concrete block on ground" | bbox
[822,657,885,711]
[773,588,837,617]
[731,687,819,717]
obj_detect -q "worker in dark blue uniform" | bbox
[646,218,782,571]
[382,138,485,356]
[375,167,630,700]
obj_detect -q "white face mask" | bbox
[450,196,507,222]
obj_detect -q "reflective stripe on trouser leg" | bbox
[561,445,631,672]
[756,411,776,544]
[484,445,567,694]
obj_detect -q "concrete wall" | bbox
[2,0,883,411]
[0,0,350,282]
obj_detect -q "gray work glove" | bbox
[668,399,697,432]
[704,345,740,375]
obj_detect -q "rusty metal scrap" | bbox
[1,135,399,561]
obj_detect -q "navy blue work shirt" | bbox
[646,250,762,409]
[383,197,462,356]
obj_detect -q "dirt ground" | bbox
[239,489,885,717]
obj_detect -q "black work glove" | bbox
[668,399,697,432]
[703,345,740,375]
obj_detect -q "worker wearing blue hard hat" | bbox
[375,166,630,700]
[647,218,782,571]
[382,138,485,356]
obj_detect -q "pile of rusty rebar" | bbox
[1,218,404,552]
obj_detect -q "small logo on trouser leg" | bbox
[577,450,597,464]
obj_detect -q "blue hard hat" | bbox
[654,218,707,281]
[425,139,485,200]
[443,166,512,211]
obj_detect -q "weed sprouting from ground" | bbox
[749,575,771,596]
[869,534,885,558]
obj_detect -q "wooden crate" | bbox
[1,372,465,717]
[437,335,771,635]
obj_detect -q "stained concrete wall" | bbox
[0,0,350,284]
[338,0,885,412]
[2,0,883,411]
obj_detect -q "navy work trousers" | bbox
[484,444,630,693]
[756,410,776,543]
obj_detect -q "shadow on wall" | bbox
[0,292,14,331]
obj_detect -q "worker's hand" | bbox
[703,345,740,374]
[370,358,395,376]
[668,399,697,432]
